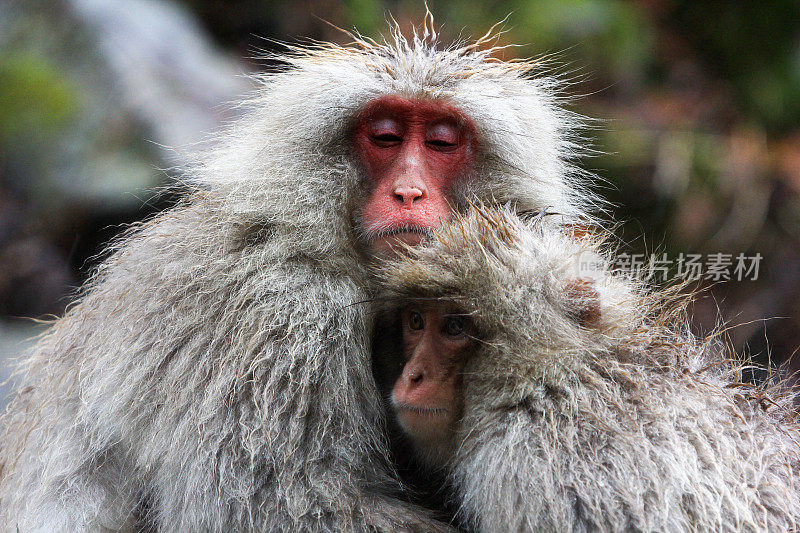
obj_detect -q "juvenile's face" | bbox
[391,302,476,454]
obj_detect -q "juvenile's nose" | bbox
[407,368,424,386]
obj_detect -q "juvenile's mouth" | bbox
[394,401,449,415]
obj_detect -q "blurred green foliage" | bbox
[673,1,800,131]
[0,51,77,142]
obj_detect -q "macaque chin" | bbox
[391,302,476,463]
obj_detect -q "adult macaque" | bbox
[380,206,800,532]
[0,21,592,532]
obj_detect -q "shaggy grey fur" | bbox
[381,207,800,532]
[0,23,592,532]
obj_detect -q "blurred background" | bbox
[1,0,799,397]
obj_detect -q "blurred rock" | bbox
[70,0,251,160]
[0,0,251,321]
[1,0,251,213]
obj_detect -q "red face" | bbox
[391,303,475,448]
[354,96,477,256]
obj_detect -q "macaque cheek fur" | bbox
[354,95,478,256]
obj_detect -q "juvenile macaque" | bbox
[0,21,594,532]
[381,206,800,532]
[391,303,476,466]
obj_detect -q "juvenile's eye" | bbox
[408,311,424,331]
[444,317,465,336]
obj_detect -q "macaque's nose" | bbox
[394,185,425,206]
[407,368,424,385]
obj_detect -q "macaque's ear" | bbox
[567,222,600,241]
[564,278,601,327]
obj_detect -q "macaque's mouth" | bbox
[394,401,449,415]
[368,226,433,254]
[374,225,433,239]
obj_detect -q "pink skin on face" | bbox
[354,96,477,256]
[391,303,474,447]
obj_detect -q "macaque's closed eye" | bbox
[425,122,461,151]
[368,118,404,147]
